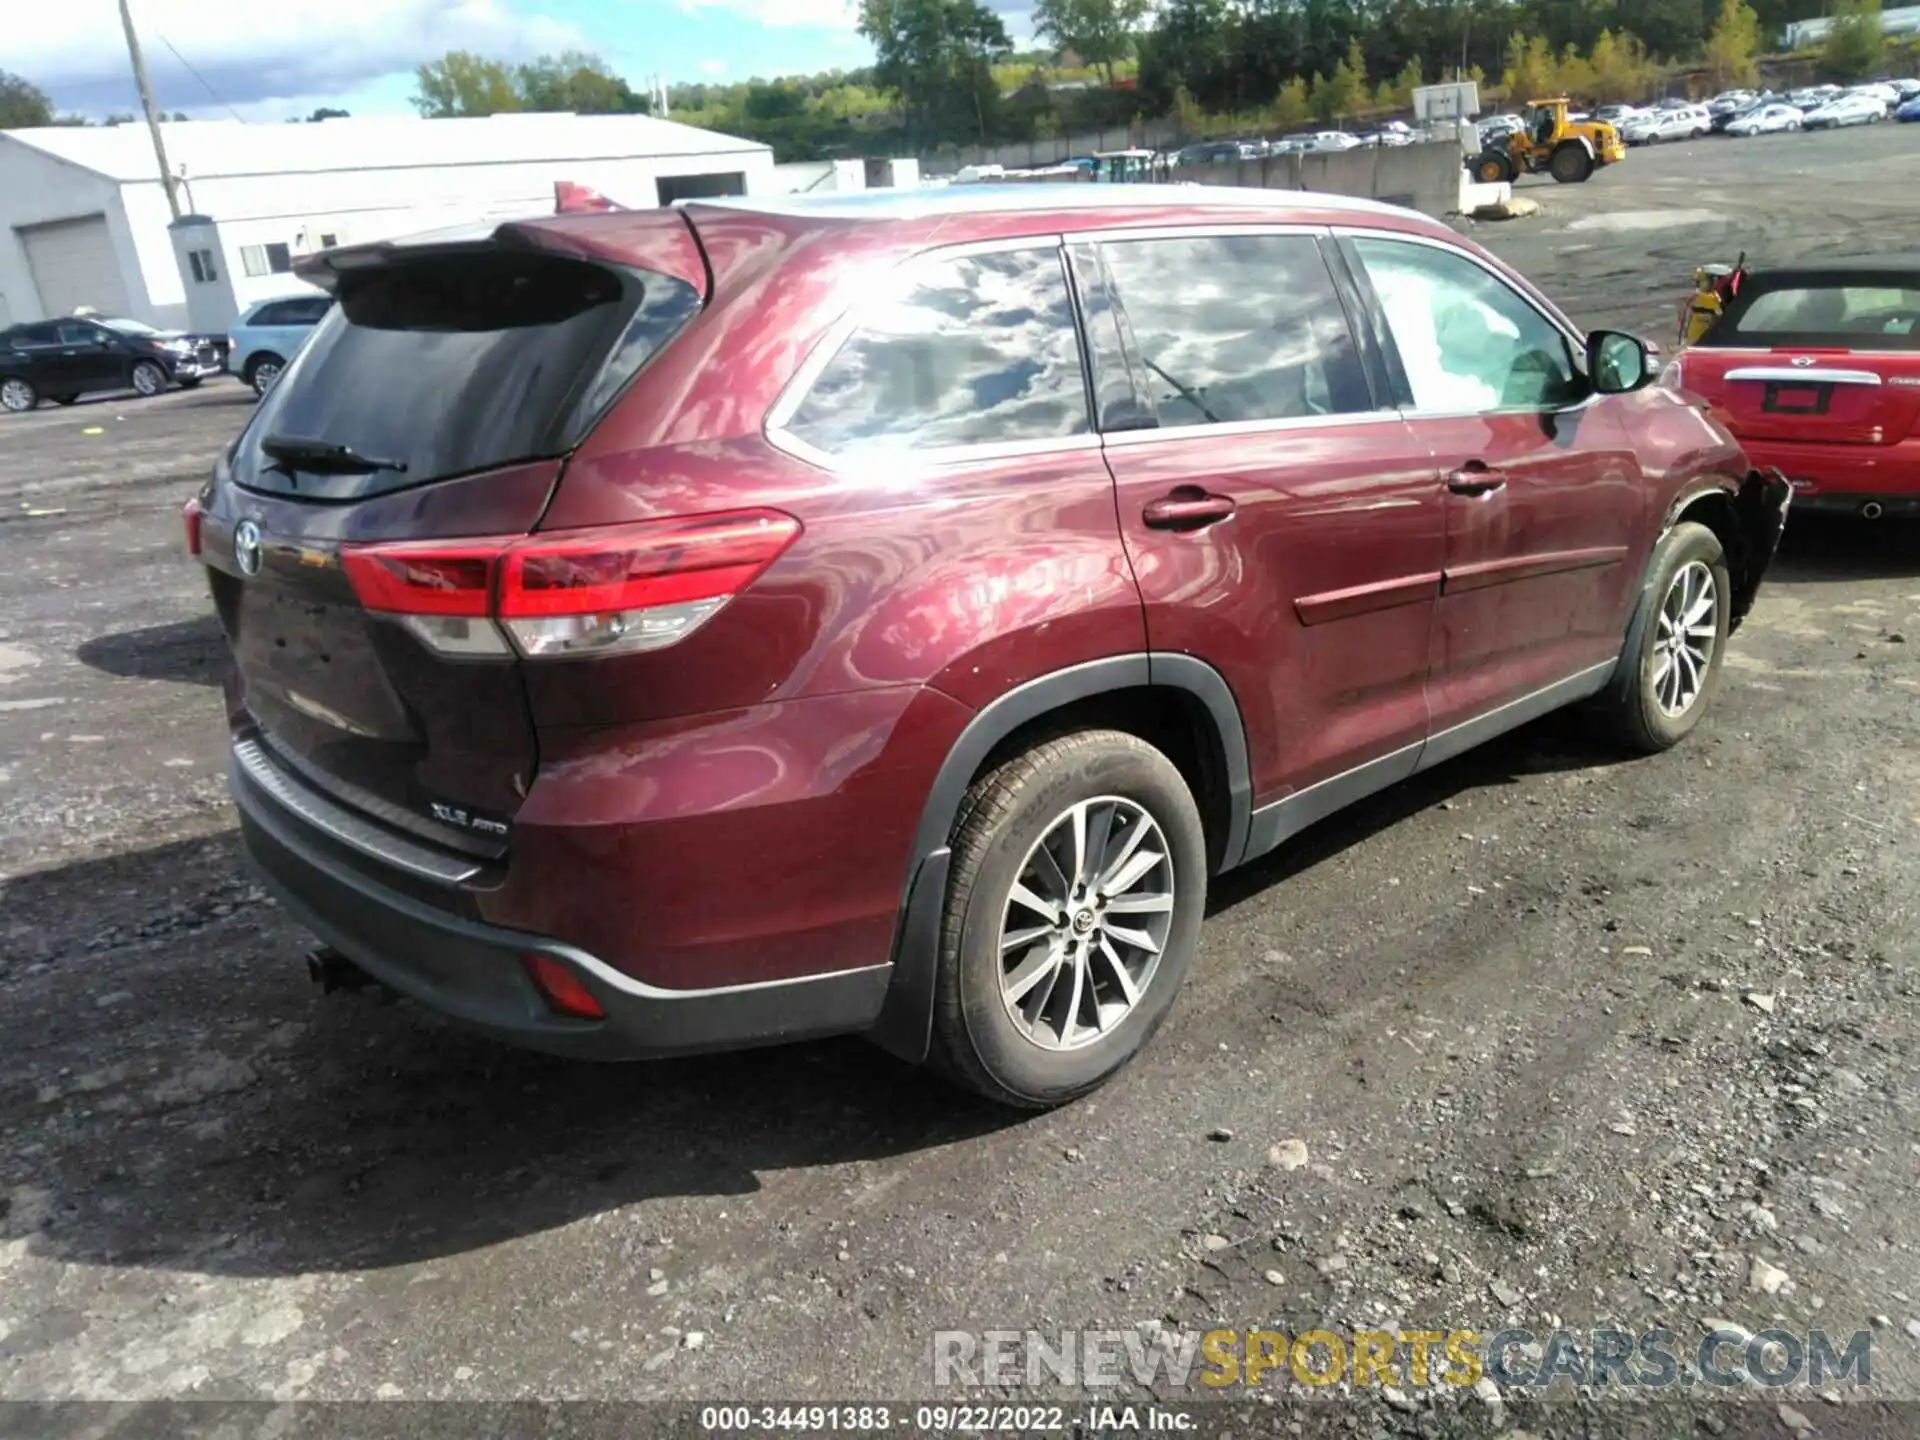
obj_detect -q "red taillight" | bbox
[522,955,606,1020]
[339,509,800,660]
[183,497,204,557]
[340,539,505,617]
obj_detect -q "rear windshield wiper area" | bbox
[260,434,410,475]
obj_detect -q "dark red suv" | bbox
[190,188,1788,1107]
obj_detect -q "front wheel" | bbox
[1549,143,1594,183]
[931,730,1208,1108]
[244,353,285,398]
[1593,522,1732,753]
[130,360,167,398]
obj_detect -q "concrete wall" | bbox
[927,119,1181,175]
[1171,140,1463,218]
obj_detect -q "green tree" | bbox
[1823,0,1886,80]
[1033,0,1150,85]
[1502,32,1558,101]
[1588,29,1653,100]
[516,51,651,113]
[1271,75,1310,127]
[860,0,1012,145]
[1385,56,1422,108]
[1558,43,1597,98]
[1309,45,1364,123]
[1704,0,1762,88]
[1172,81,1205,135]
[0,71,54,128]
[307,106,351,122]
[412,51,521,117]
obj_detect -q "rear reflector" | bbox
[340,510,800,660]
[522,955,606,1020]
[183,497,204,557]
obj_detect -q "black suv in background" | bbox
[0,315,227,413]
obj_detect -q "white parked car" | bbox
[1592,103,1644,125]
[1850,82,1901,106]
[1293,131,1362,152]
[1804,93,1888,129]
[1622,105,1712,144]
[1724,103,1806,137]
[1788,85,1842,109]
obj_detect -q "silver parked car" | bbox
[226,292,332,397]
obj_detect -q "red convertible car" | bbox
[1669,260,1920,519]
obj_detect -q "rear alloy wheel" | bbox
[1,377,38,413]
[931,730,1207,1108]
[130,360,167,397]
[245,354,284,398]
[1593,521,1731,753]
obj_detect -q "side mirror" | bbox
[1588,330,1653,394]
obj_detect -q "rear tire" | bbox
[0,376,37,413]
[930,730,1207,1109]
[130,360,167,398]
[1594,522,1732,754]
[1471,150,1514,184]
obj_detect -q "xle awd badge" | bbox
[233,519,263,578]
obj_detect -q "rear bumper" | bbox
[231,751,893,1061]
[1737,437,1920,511]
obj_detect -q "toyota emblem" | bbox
[234,519,263,578]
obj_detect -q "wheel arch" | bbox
[868,654,1252,1063]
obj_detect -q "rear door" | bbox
[203,220,706,849]
[1086,229,1444,811]
[60,322,125,390]
[1680,273,1920,466]
[1342,233,1643,733]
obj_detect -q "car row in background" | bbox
[1474,79,1919,153]
[0,294,328,413]
[0,314,226,413]
[1173,124,1420,164]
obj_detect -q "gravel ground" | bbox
[2,125,1918,1437]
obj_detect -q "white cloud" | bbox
[12,0,584,116]
[675,0,859,31]
[699,58,728,76]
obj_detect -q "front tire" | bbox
[130,360,167,398]
[931,730,1207,1108]
[1549,143,1594,183]
[1595,522,1732,753]
[0,376,38,413]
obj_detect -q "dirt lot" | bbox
[2,125,1919,1436]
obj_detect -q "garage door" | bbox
[20,215,129,318]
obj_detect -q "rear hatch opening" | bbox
[207,214,718,867]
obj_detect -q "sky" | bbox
[10,0,1023,125]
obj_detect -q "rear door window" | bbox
[233,249,701,500]
[780,245,1090,457]
[1095,233,1374,428]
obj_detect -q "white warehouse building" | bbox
[0,112,777,335]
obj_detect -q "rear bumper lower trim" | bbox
[231,752,892,1060]
[232,737,482,884]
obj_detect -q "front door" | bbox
[1085,231,1446,831]
[1342,235,1643,740]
